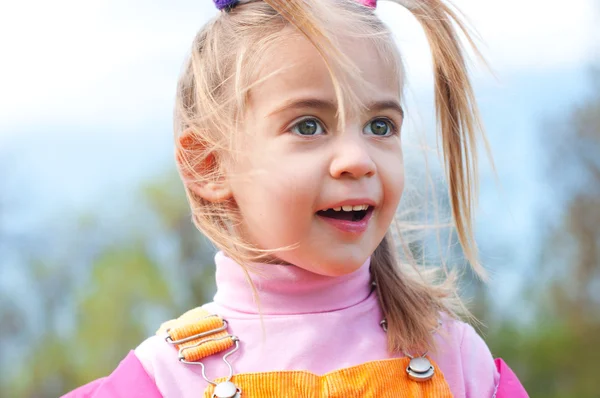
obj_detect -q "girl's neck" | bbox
[212,251,372,315]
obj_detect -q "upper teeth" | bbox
[332,205,369,212]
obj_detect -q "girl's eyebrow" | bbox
[267,98,337,116]
[268,98,404,118]
[368,100,405,118]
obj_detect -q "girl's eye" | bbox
[364,118,395,136]
[291,118,325,136]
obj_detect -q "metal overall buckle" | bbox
[380,318,439,382]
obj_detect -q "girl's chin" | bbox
[266,246,373,276]
[296,257,368,277]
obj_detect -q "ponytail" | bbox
[394,0,487,274]
[372,0,490,353]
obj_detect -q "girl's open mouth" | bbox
[316,205,374,234]
[316,205,372,222]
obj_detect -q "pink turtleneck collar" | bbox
[132,251,503,398]
[212,251,373,315]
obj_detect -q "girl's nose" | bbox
[329,138,376,179]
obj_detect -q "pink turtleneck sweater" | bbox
[135,252,500,397]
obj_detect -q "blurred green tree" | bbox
[485,70,600,397]
[1,171,216,397]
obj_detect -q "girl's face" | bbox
[225,32,404,276]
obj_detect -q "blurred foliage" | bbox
[0,73,599,398]
[478,69,600,397]
[0,173,216,397]
[8,246,172,396]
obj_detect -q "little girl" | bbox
[64,0,527,396]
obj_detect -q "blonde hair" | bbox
[175,0,488,354]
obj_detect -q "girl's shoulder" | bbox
[59,306,214,397]
[431,318,498,396]
[432,317,528,398]
[60,350,162,398]
[60,314,199,397]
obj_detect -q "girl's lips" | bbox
[317,199,377,211]
[317,206,374,234]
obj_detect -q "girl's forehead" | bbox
[248,31,402,113]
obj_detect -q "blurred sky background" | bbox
[0,0,599,396]
[1,0,597,301]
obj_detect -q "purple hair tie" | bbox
[213,0,237,10]
[213,0,376,11]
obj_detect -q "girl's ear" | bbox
[176,131,233,203]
